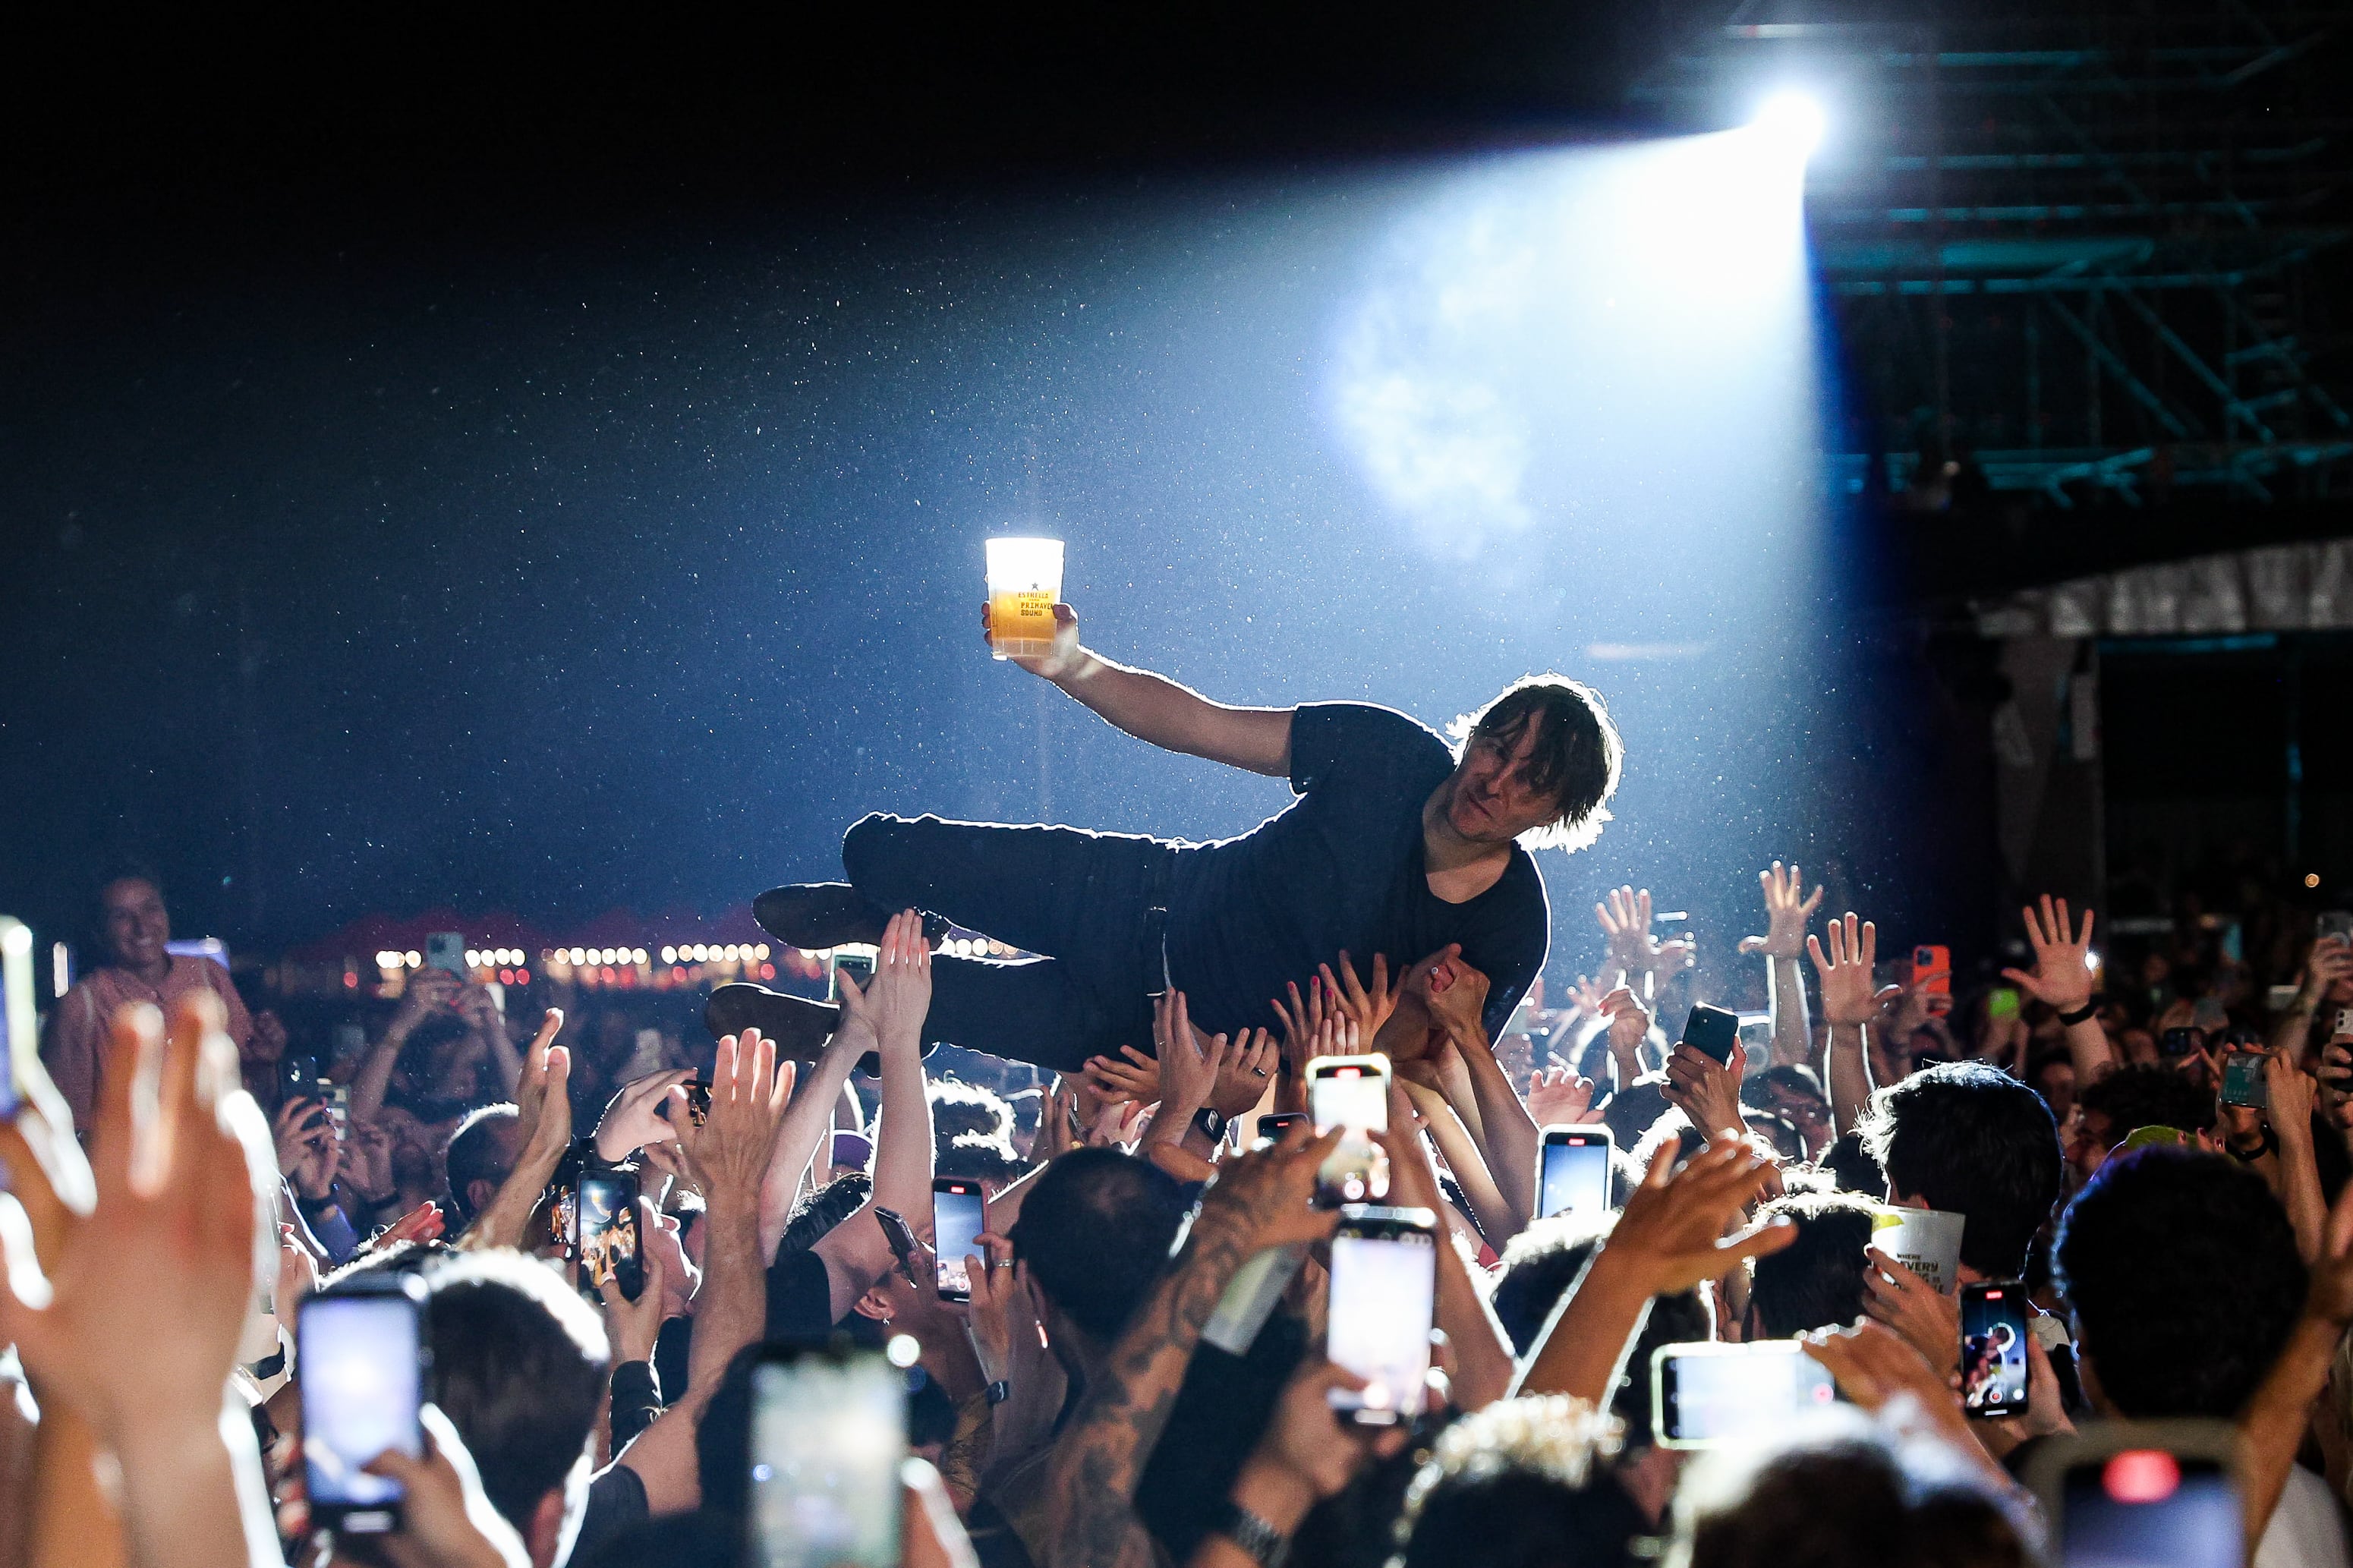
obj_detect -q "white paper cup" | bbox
[984,537,1064,660]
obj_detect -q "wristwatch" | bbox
[1213,1501,1290,1568]
[1192,1106,1228,1144]
[2056,999,2101,1028]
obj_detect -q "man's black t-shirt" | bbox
[1166,701,1549,1041]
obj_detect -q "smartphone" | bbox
[747,1342,905,1568]
[424,931,468,978]
[1910,944,1954,1017]
[2336,1008,2353,1040]
[1960,1283,2031,1418]
[1306,1054,1391,1207]
[1325,1205,1438,1426]
[2025,1421,2241,1568]
[1986,987,2021,1024]
[578,1170,644,1301]
[298,1274,430,1534]
[1,916,33,1119]
[874,1206,921,1287]
[1258,1110,1308,1141]
[2219,1052,2269,1110]
[2320,912,2353,945]
[1536,1126,1614,1219]
[1651,1340,1837,1449]
[1681,1004,1741,1066]
[932,1178,988,1303]
[2159,1027,2202,1059]
[320,1078,351,1132]
[827,947,877,1003]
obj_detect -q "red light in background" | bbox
[343,973,358,988]
[516,969,529,985]
[673,965,688,981]
[2104,1450,2180,1504]
[761,962,776,979]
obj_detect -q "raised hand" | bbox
[1663,1042,1748,1143]
[1738,861,1824,960]
[1320,952,1402,1043]
[2001,895,2097,1014]
[1808,914,1900,1029]
[1209,1028,1281,1120]
[1407,944,1491,1042]
[1526,1064,1599,1127]
[272,1095,334,1196]
[591,1066,698,1163]
[1271,974,1332,1063]
[2299,935,2353,1009]
[1150,989,1230,1123]
[681,1028,795,1200]
[0,994,270,1453]
[599,1203,672,1365]
[1081,1045,1161,1106]
[1596,886,1696,979]
[511,1009,572,1163]
[1862,1247,1960,1374]
[1601,1132,1792,1295]
[1602,984,1651,1060]
[981,598,1084,680]
[1195,1122,1345,1254]
[358,1403,532,1568]
[836,908,934,1049]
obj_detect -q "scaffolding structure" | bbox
[1630,2,2352,508]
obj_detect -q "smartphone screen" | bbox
[748,1348,906,1568]
[2060,1453,2238,1568]
[933,1179,987,1302]
[1961,1284,2030,1418]
[1652,1342,1836,1448]
[1308,1056,1391,1206]
[1325,1208,1436,1425]
[1537,1130,1612,1219]
[2220,1053,2269,1110]
[0,916,31,1119]
[298,1286,425,1531]
[827,949,877,1003]
[578,1173,643,1299]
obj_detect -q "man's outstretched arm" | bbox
[995,600,1293,777]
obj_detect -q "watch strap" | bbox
[1214,1501,1290,1568]
[1192,1106,1227,1143]
[2056,1000,2100,1027]
[984,1379,1012,1406]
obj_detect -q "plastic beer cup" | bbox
[985,537,1064,660]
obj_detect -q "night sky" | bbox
[0,11,1936,977]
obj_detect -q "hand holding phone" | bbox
[298,1274,430,1535]
[578,1170,644,1301]
[1325,1205,1438,1425]
[1680,1004,1740,1065]
[1536,1127,1613,1219]
[932,1179,988,1302]
[1960,1283,2030,1418]
[1307,1054,1391,1207]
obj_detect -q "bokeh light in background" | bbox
[1,120,1851,996]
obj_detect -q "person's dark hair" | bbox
[1747,1111,1805,1163]
[928,1078,1013,1145]
[937,1135,1028,1185]
[777,1172,872,1255]
[2076,1063,2216,1139]
[1602,1077,1672,1150]
[1008,1148,1186,1343]
[1671,1416,2030,1568]
[2055,1146,2305,1418]
[87,858,166,950]
[1749,1192,1875,1338]
[1818,1129,1884,1196]
[422,1251,610,1535]
[1857,1063,2061,1279]
[1447,675,1624,852]
[1395,1396,1633,1568]
[442,1104,519,1226]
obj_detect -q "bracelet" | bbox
[1214,1502,1290,1568]
[2056,1000,2100,1028]
[2227,1126,2279,1163]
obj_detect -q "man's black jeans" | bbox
[841,811,1178,1072]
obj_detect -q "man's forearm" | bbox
[2241,1311,2342,1556]
[1769,958,1812,1068]
[1041,1211,1260,1568]
[1432,1226,1516,1411]
[2063,1018,2116,1085]
[462,1138,562,1252]
[871,1031,935,1235]
[761,1033,865,1258]
[1449,1023,1538,1226]
[112,1406,280,1568]
[1826,1024,1875,1135]
[1051,653,1291,778]
[1514,1248,1653,1404]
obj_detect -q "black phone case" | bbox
[1683,1004,1740,1063]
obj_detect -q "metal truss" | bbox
[1628,1,2353,505]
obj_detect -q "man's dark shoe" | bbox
[704,981,936,1077]
[752,883,953,948]
[704,983,839,1060]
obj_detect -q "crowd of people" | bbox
[5,850,2352,1568]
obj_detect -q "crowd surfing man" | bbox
[711,596,1623,1069]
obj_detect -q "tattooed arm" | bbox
[1038,1126,1341,1568]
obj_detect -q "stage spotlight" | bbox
[1752,92,1826,157]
